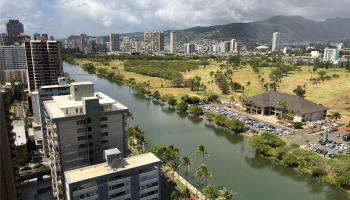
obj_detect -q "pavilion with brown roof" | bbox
[244,91,328,122]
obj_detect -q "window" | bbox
[101,124,108,129]
[77,136,86,141]
[87,118,91,123]
[78,144,86,149]
[77,128,86,133]
[100,117,108,122]
[76,120,85,125]
[80,108,83,113]
[101,132,108,137]
[88,127,92,131]
[88,135,92,139]
[65,109,68,115]
[75,108,78,113]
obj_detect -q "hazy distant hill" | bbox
[124,15,350,43]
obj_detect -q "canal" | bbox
[64,62,349,200]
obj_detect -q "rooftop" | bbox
[12,120,26,146]
[65,153,161,184]
[248,91,327,114]
[44,91,128,119]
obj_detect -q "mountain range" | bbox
[124,15,350,43]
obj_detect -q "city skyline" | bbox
[2,0,350,37]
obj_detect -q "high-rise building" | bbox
[110,33,120,52]
[78,34,87,53]
[1,20,29,45]
[25,40,64,91]
[143,31,164,53]
[5,20,24,36]
[0,45,26,83]
[122,37,131,52]
[272,32,280,51]
[169,31,176,53]
[184,43,196,54]
[222,41,231,52]
[31,77,70,157]
[64,148,161,200]
[323,48,340,64]
[230,39,238,52]
[0,88,18,200]
[43,82,129,199]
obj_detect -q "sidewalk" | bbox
[172,170,205,200]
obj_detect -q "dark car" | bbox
[343,134,350,142]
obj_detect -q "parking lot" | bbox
[203,105,293,137]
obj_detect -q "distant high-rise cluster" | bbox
[210,38,239,53]
[272,32,280,51]
[143,31,164,53]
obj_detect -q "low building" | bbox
[64,148,161,200]
[12,120,28,161]
[244,91,327,122]
[31,77,70,157]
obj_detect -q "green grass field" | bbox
[73,58,350,121]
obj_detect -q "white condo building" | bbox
[64,148,161,200]
[272,32,280,52]
[43,82,129,199]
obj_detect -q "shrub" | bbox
[177,101,188,112]
[293,122,303,129]
[283,153,299,168]
[188,106,204,116]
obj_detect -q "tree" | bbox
[318,70,327,81]
[170,191,181,200]
[167,95,177,106]
[230,82,242,92]
[283,153,299,168]
[277,100,287,118]
[196,145,209,163]
[293,122,303,129]
[181,156,192,186]
[171,74,184,87]
[203,185,218,199]
[169,160,179,180]
[188,106,204,116]
[195,164,213,195]
[293,85,306,97]
[332,112,341,120]
[217,187,235,200]
[177,101,188,112]
[152,90,161,100]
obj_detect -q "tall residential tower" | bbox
[110,33,120,52]
[169,31,176,53]
[25,40,64,91]
[272,32,280,52]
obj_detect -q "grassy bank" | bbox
[69,57,350,122]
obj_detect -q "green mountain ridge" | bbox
[123,15,350,43]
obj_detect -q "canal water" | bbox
[64,62,349,200]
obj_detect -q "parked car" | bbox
[343,133,350,142]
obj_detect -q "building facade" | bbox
[43,82,129,199]
[25,40,64,91]
[5,20,24,36]
[64,149,161,200]
[184,43,196,54]
[31,77,70,157]
[169,31,176,53]
[230,39,238,52]
[323,48,339,64]
[0,45,26,83]
[272,32,280,52]
[143,31,164,53]
[110,33,120,52]
[0,89,19,200]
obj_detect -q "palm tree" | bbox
[277,100,287,119]
[196,145,208,163]
[195,164,213,196]
[181,156,192,186]
[169,160,179,180]
[217,187,235,200]
[203,185,217,199]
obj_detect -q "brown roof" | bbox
[248,91,327,115]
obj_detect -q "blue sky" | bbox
[1,0,350,38]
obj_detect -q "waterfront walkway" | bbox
[171,170,205,200]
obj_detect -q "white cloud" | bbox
[0,0,350,37]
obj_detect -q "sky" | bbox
[1,0,350,38]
